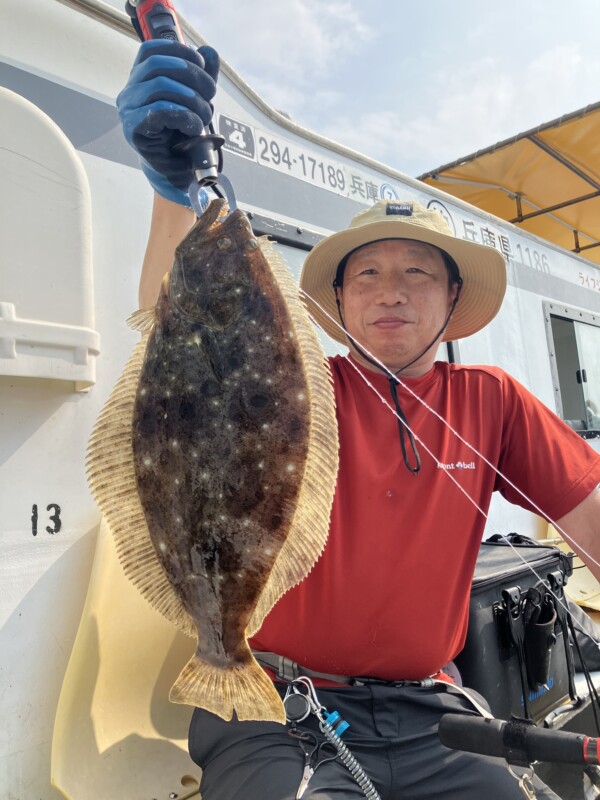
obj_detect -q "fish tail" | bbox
[169,651,286,724]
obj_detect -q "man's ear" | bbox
[449,277,462,308]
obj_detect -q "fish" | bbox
[86,199,338,723]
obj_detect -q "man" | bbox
[118,41,600,799]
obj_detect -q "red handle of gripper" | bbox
[135,0,185,43]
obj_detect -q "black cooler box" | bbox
[455,539,576,723]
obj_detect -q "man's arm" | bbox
[556,486,600,582]
[139,193,196,309]
[115,40,219,308]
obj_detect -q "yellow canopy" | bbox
[418,102,600,266]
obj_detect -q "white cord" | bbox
[301,288,600,649]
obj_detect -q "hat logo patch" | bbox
[386,203,413,216]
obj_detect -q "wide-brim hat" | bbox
[300,200,507,344]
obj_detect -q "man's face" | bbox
[336,239,458,376]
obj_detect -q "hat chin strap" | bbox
[334,280,463,475]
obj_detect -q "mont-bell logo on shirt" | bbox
[437,460,477,470]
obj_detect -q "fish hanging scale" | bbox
[86,199,339,723]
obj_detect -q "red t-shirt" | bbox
[250,356,600,681]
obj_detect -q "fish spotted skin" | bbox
[132,201,310,692]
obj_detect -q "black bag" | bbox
[455,536,577,723]
[567,598,600,672]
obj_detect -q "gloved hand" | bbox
[117,39,220,206]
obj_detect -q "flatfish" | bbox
[87,199,338,722]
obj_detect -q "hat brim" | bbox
[299,218,507,345]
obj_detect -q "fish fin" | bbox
[89,217,337,645]
[127,307,156,333]
[248,240,339,636]
[169,651,286,723]
[86,336,196,639]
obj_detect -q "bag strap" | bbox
[253,650,354,684]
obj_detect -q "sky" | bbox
[174,0,600,177]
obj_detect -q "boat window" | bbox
[544,302,600,436]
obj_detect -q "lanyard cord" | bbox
[333,280,462,475]
[388,377,421,474]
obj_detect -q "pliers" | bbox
[289,729,338,799]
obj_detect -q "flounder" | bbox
[87,199,338,722]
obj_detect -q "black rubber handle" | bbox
[439,715,599,766]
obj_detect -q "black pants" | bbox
[188,682,561,799]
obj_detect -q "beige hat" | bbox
[300,200,507,344]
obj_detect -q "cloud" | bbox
[179,0,373,82]
[174,5,600,178]
[240,76,344,122]
[314,44,600,176]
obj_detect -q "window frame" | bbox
[543,300,600,437]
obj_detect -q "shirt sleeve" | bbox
[494,371,600,520]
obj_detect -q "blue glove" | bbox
[117,39,220,206]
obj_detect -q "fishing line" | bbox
[342,354,585,629]
[301,286,599,569]
[300,287,600,649]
